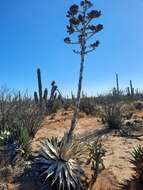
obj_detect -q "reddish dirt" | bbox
[35,110,102,140]
[33,109,143,186]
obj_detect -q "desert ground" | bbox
[1,102,143,190]
[33,108,143,188]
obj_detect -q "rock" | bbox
[123,118,143,128]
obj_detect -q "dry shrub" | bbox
[132,100,143,111]
[101,103,123,130]
[0,87,44,184]
[79,97,97,115]
[0,87,43,138]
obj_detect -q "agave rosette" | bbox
[34,134,87,189]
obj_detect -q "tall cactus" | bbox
[37,68,43,106]
[71,91,76,105]
[126,87,130,96]
[34,91,39,104]
[130,80,134,96]
[46,81,58,114]
[43,88,48,102]
[116,73,119,95]
[34,69,63,114]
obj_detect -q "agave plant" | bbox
[130,145,143,177]
[33,134,87,190]
[120,145,143,190]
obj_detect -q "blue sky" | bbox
[0,0,143,95]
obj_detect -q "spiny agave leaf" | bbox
[59,173,65,190]
[50,137,59,148]
[40,148,56,160]
[70,178,76,189]
[44,140,59,156]
[51,162,65,185]
[40,149,56,159]
[38,149,53,160]
[34,157,52,165]
[68,170,77,185]
[66,161,80,184]
[65,169,74,188]
[130,145,143,167]
[40,143,58,159]
[43,171,54,184]
[59,169,65,190]
[131,146,143,159]
[51,173,59,186]
[67,177,71,190]
[42,164,56,181]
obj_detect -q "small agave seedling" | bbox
[130,145,143,177]
[33,135,87,190]
[86,140,106,189]
[64,0,103,143]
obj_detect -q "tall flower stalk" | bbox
[64,0,103,143]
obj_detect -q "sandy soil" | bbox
[33,109,143,184]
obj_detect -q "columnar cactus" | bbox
[34,69,63,114]
[130,80,134,96]
[116,73,119,95]
[37,68,43,106]
[126,87,131,96]
[43,88,48,102]
[46,81,58,114]
[34,91,38,104]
